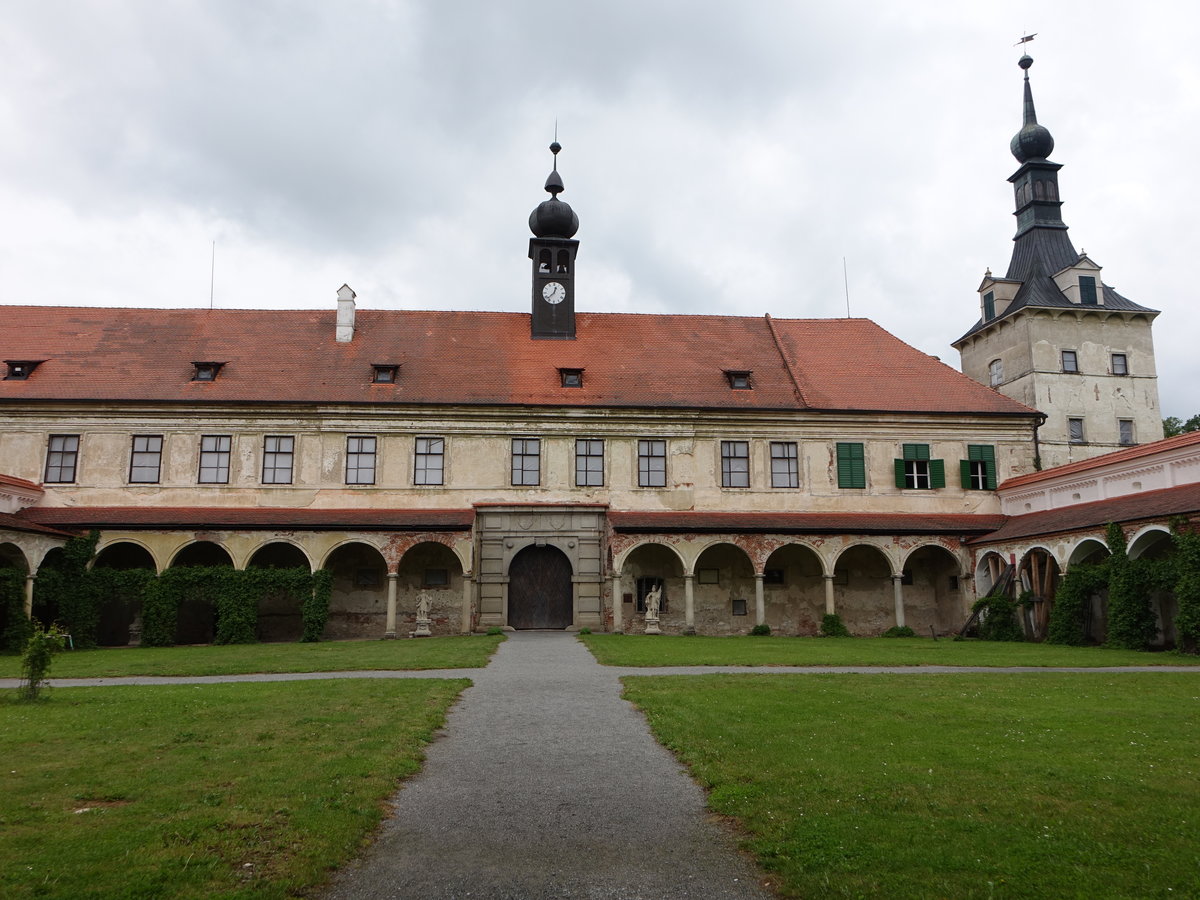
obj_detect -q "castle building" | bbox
[0,139,1043,643]
[954,55,1164,468]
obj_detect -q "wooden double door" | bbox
[508,544,573,630]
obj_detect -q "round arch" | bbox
[94,540,158,572]
[507,543,573,630]
[692,541,756,634]
[170,540,235,569]
[762,542,825,635]
[168,541,233,645]
[247,542,313,642]
[619,541,687,634]
[1067,537,1110,568]
[901,543,965,636]
[831,543,894,635]
[246,540,313,572]
[1127,526,1172,561]
[396,540,467,636]
[0,541,30,574]
[612,539,686,577]
[322,541,389,640]
[92,540,159,648]
[1125,526,1178,647]
[974,550,1008,596]
[1018,545,1061,641]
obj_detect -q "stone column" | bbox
[611,573,623,633]
[892,574,906,628]
[24,575,35,618]
[754,573,765,627]
[823,574,836,616]
[683,573,696,635]
[461,575,474,634]
[385,572,398,639]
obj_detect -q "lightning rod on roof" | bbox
[843,257,851,318]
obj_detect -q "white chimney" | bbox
[336,284,356,342]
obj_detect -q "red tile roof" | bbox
[0,306,1034,416]
[999,430,1200,490]
[974,483,1200,544]
[19,507,474,531]
[0,474,42,493]
[610,511,1007,535]
[0,511,72,538]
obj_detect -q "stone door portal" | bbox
[508,544,572,629]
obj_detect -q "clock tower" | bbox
[528,141,579,340]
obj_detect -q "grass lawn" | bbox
[581,633,1200,668]
[0,634,503,678]
[624,673,1200,899]
[0,678,468,899]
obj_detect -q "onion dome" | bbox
[529,141,580,238]
[1010,54,1055,162]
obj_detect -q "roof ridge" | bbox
[764,313,808,407]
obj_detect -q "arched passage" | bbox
[1067,539,1111,644]
[93,541,156,646]
[322,542,389,639]
[1018,547,1061,641]
[397,541,466,636]
[1127,528,1178,648]
[0,542,30,648]
[247,542,312,642]
[763,543,825,635]
[508,544,572,630]
[32,547,66,628]
[832,544,894,635]
[692,542,756,634]
[975,551,1009,597]
[902,545,964,636]
[169,541,234,644]
[619,542,686,634]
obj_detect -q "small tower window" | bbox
[372,364,399,384]
[1034,181,1046,200]
[556,250,570,274]
[1079,276,1098,306]
[725,370,752,390]
[1061,350,1078,374]
[1068,417,1086,444]
[559,368,583,388]
[192,362,225,382]
[1111,353,1128,376]
[538,248,552,274]
[989,358,1004,386]
[4,360,42,380]
[1118,419,1136,446]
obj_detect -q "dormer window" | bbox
[725,370,752,390]
[1079,276,1098,306]
[4,360,42,380]
[191,362,224,382]
[372,364,399,384]
[982,291,995,321]
[559,368,583,388]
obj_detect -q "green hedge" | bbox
[0,568,31,651]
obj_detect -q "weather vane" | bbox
[1015,33,1037,47]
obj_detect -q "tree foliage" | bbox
[1104,523,1158,650]
[0,568,31,651]
[972,592,1025,642]
[1045,562,1107,646]
[1162,414,1200,438]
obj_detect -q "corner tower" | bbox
[953,54,1163,468]
[528,141,579,340]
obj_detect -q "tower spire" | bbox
[528,139,580,339]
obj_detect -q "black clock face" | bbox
[542,281,567,305]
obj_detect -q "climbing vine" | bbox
[972,591,1027,642]
[303,569,333,643]
[33,531,102,649]
[1046,563,1107,646]
[1104,523,1158,651]
[0,568,31,652]
[1172,525,1200,654]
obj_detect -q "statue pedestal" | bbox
[644,614,662,635]
[413,616,432,637]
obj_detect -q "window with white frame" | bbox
[346,436,377,485]
[1118,419,1135,446]
[415,436,445,485]
[1111,353,1128,375]
[129,435,163,484]
[770,441,798,488]
[1068,418,1086,444]
[262,435,295,484]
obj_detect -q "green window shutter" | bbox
[983,291,995,320]
[894,458,907,488]
[930,459,946,489]
[986,459,997,490]
[960,458,972,489]
[837,443,865,489]
[902,443,929,461]
[966,445,998,490]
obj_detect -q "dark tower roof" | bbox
[1010,54,1055,162]
[529,141,580,239]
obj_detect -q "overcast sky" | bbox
[1,2,1196,418]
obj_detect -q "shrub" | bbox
[1046,563,1106,646]
[750,623,771,636]
[17,621,67,702]
[972,594,1024,642]
[820,614,850,637]
[1105,523,1156,651]
[577,626,592,635]
[881,625,915,638]
[486,626,504,636]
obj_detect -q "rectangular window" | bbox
[262,435,295,484]
[836,442,866,489]
[511,438,541,486]
[769,442,798,488]
[415,436,445,486]
[960,444,997,491]
[44,434,80,483]
[635,577,667,613]
[198,435,232,484]
[982,291,996,320]
[638,439,667,488]
[575,439,604,487]
[1118,419,1135,446]
[346,435,377,485]
[1079,275,1098,305]
[1062,350,1079,373]
[720,440,750,488]
[894,443,946,490]
[1111,353,1128,375]
[1068,418,1086,444]
[129,435,163,484]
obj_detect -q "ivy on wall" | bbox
[0,568,31,651]
[1174,527,1200,653]
[1046,563,1106,646]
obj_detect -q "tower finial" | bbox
[1010,51,1055,162]
[529,137,579,238]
